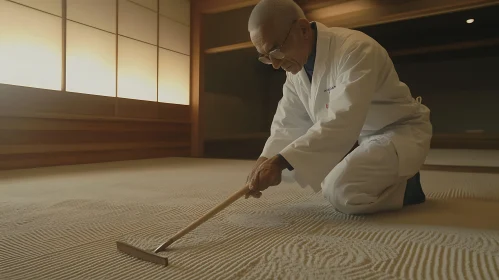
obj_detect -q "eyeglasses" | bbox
[258,21,295,65]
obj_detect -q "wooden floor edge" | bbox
[422,164,499,174]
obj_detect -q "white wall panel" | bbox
[118,0,157,44]
[0,1,62,90]
[11,0,62,16]
[118,36,157,101]
[159,15,189,55]
[159,49,189,105]
[66,22,116,97]
[159,0,189,26]
[67,0,116,33]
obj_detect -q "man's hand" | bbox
[245,155,288,199]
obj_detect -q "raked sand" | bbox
[1,157,498,279]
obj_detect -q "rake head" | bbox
[116,186,250,266]
[116,241,169,266]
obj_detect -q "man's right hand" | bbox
[245,157,268,199]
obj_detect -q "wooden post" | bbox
[190,0,204,157]
[61,0,67,91]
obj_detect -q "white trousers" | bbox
[321,136,410,215]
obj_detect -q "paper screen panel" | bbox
[118,36,157,101]
[118,0,157,45]
[67,0,116,33]
[10,0,62,16]
[66,21,116,97]
[159,15,190,55]
[159,0,189,26]
[0,1,62,90]
[158,49,189,105]
[130,0,157,11]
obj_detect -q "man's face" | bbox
[250,21,309,74]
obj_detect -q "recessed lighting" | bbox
[466,18,475,24]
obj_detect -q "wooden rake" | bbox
[116,186,250,266]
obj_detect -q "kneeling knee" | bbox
[325,178,387,215]
[331,199,366,215]
[323,184,366,215]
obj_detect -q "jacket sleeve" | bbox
[279,41,382,190]
[260,74,313,159]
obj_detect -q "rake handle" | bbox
[154,185,250,253]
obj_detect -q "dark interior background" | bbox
[358,4,499,133]
[202,3,499,157]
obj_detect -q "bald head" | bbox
[248,0,314,74]
[248,0,306,35]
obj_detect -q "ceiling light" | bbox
[466,19,474,24]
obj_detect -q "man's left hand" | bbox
[245,155,288,199]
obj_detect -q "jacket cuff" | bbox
[277,153,294,171]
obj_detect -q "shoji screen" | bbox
[117,0,157,101]
[0,0,62,90]
[9,0,62,15]
[67,0,117,97]
[0,0,190,104]
[158,0,190,105]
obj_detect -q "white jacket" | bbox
[260,22,433,192]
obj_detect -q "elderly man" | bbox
[245,0,432,215]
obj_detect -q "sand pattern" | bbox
[1,157,498,279]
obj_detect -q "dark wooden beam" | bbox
[298,0,351,12]
[198,0,349,14]
[198,0,258,14]
[313,0,499,28]
[205,41,254,54]
[197,0,499,27]
[390,37,499,57]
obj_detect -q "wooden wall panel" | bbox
[203,5,253,49]
[0,129,190,145]
[421,164,499,174]
[159,103,191,122]
[115,98,160,119]
[0,142,189,155]
[0,81,192,170]
[430,134,499,150]
[0,117,184,131]
[0,83,191,123]
[0,147,191,170]
[0,84,115,117]
[0,116,191,170]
